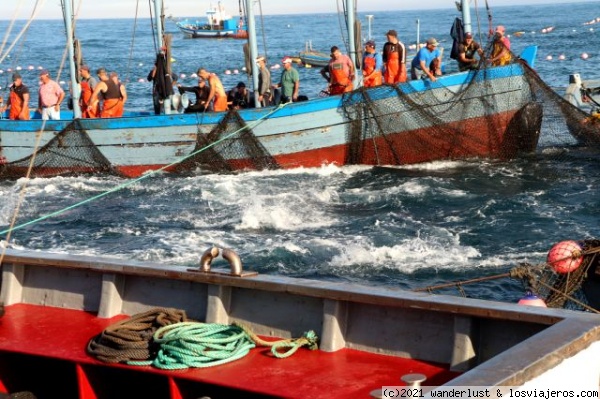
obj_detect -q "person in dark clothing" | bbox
[227,82,252,110]
[178,77,210,113]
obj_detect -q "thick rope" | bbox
[86,307,187,364]
[150,321,319,370]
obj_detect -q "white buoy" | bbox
[16,66,22,71]
[581,53,589,60]
[28,65,34,70]
[558,54,565,60]
[180,73,186,79]
[138,62,144,67]
[191,73,198,78]
[225,70,232,75]
[241,66,247,72]
[546,55,553,60]
[7,68,12,72]
[0,70,3,74]
[233,69,239,74]
[138,78,145,83]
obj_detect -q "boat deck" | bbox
[0,304,460,399]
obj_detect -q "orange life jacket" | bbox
[329,61,353,95]
[362,55,382,87]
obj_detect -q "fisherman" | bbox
[410,38,442,81]
[5,72,30,120]
[489,25,511,66]
[178,77,210,113]
[79,65,97,118]
[227,82,252,110]
[198,68,228,112]
[255,55,272,107]
[362,40,383,88]
[382,30,407,84]
[326,46,355,95]
[109,71,127,117]
[88,68,124,118]
[273,57,299,104]
[457,33,484,71]
[37,69,65,120]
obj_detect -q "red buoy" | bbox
[546,240,583,274]
[518,293,547,307]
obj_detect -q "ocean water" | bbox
[1,2,600,304]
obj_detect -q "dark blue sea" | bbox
[1,2,600,304]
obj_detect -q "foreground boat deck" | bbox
[0,304,459,399]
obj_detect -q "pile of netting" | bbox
[2,44,600,179]
[415,239,600,313]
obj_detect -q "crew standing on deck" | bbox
[88,68,124,118]
[256,55,272,107]
[5,73,30,120]
[410,38,442,81]
[489,25,511,66]
[326,46,355,95]
[79,65,97,118]
[382,30,407,84]
[362,40,383,88]
[38,69,65,120]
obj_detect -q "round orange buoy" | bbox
[518,293,547,307]
[547,240,583,273]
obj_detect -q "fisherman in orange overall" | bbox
[382,30,407,84]
[361,40,383,88]
[78,65,97,118]
[88,68,125,118]
[327,46,355,95]
[110,72,127,117]
[198,68,228,112]
[5,73,30,120]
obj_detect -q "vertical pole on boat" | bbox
[366,15,373,40]
[416,19,420,48]
[63,0,81,119]
[154,0,164,51]
[245,0,260,107]
[346,0,358,87]
[461,0,473,34]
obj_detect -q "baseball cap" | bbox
[426,37,439,47]
[465,32,473,39]
[365,40,376,48]
[39,69,49,76]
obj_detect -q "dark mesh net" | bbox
[0,120,118,178]
[175,109,279,173]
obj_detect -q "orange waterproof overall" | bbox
[384,47,407,84]
[9,90,29,120]
[362,55,382,87]
[80,80,96,118]
[329,62,353,95]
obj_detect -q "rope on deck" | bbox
[87,308,319,369]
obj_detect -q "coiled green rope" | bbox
[151,321,319,370]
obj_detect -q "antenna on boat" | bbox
[244,0,260,107]
[63,0,81,119]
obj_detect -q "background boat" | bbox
[298,41,331,67]
[174,1,248,39]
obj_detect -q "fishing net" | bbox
[1,41,600,178]
[0,120,118,179]
[174,109,279,173]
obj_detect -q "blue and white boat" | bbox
[175,1,248,39]
[0,0,542,179]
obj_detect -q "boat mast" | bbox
[245,0,259,107]
[461,0,472,34]
[154,0,164,51]
[63,0,81,119]
[346,0,358,87]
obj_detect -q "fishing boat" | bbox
[175,1,248,39]
[564,73,600,116]
[559,73,600,146]
[0,247,599,398]
[298,41,331,67]
[0,0,544,180]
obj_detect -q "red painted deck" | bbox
[0,304,460,399]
